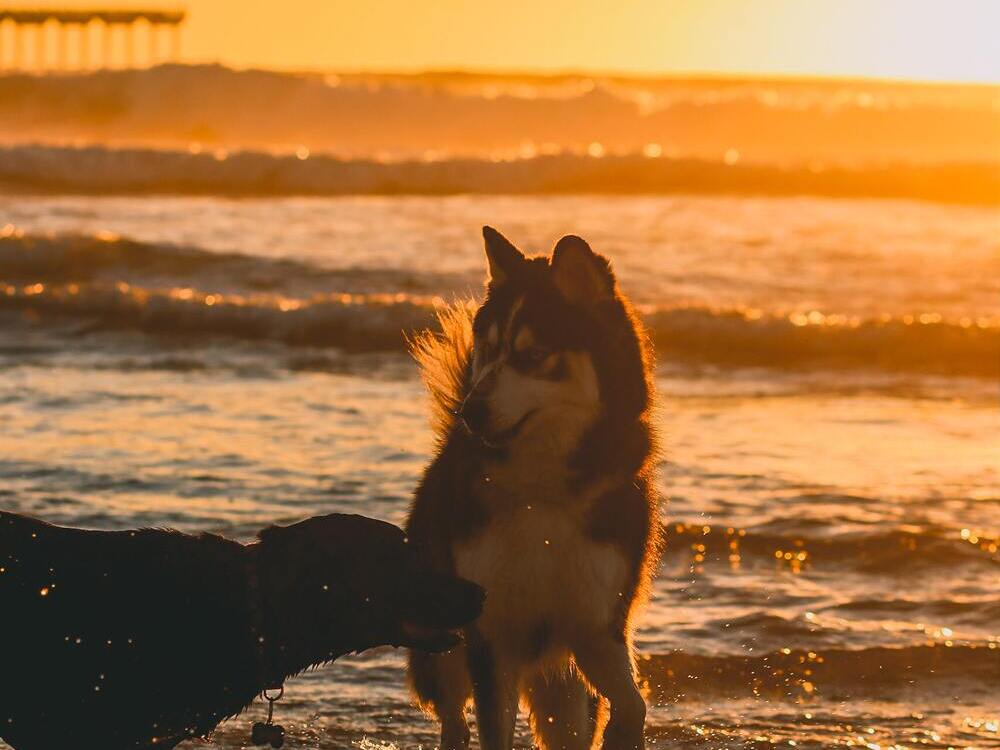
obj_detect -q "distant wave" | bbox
[1,143,997,205]
[0,231,471,296]
[1,64,997,166]
[1,232,997,376]
[643,306,999,377]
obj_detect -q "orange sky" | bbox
[4,0,1000,82]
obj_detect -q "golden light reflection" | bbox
[0,280,450,318]
[774,548,810,574]
[960,528,1000,556]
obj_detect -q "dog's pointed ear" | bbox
[551,235,615,305]
[483,226,525,286]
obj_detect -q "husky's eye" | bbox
[522,346,551,364]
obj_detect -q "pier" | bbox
[0,7,186,71]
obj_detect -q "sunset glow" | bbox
[3,0,998,82]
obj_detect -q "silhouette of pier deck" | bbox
[0,7,186,70]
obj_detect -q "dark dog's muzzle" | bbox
[398,573,485,652]
[404,573,485,630]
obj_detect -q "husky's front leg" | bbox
[409,645,472,750]
[467,634,519,750]
[574,637,646,750]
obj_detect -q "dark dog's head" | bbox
[257,514,483,661]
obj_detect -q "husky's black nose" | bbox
[457,395,489,435]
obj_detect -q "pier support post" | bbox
[34,21,45,70]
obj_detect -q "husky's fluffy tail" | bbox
[408,301,475,442]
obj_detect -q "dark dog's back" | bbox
[1,511,484,750]
[1,512,257,749]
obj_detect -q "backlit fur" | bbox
[407,228,661,750]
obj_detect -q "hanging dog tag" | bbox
[250,720,285,748]
[250,686,285,748]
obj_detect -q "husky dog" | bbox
[406,227,660,750]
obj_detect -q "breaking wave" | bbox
[2,63,998,166]
[2,143,998,205]
[661,521,1000,575]
[1,232,997,376]
[640,643,1000,702]
[0,230,470,296]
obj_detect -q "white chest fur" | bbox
[453,501,628,658]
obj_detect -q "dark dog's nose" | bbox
[457,395,489,434]
[402,574,485,632]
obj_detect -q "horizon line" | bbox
[149,60,1000,89]
[5,59,997,88]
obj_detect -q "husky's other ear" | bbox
[483,226,526,286]
[551,235,615,305]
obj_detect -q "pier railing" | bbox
[0,7,186,71]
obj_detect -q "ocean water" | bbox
[2,66,998,204]
[0,194,998,749]
[2,65,998,165]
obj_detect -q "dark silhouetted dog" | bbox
[0,511,484,750]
